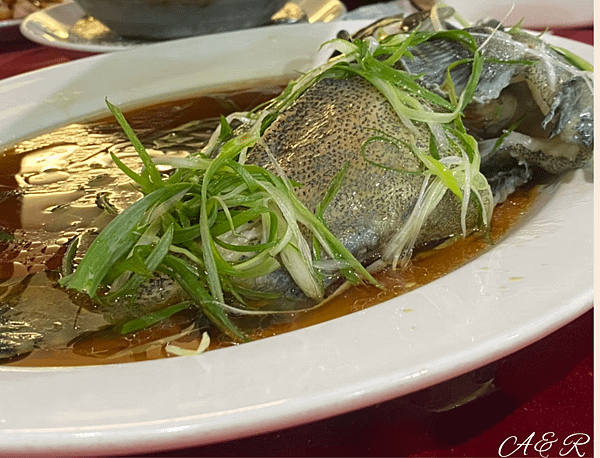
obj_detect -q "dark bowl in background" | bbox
[72,0,290,40]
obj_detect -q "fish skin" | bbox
[242,76,486,299]
[250,76,425,254]
[251,76,484,250]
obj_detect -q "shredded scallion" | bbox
[60,22,498,343]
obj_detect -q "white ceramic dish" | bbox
[20,0,346,53]
[0,20,593,456]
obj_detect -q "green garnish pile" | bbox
[60,25,496,342]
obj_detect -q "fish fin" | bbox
[485,164,531,205]
[401,39,472,96]
[482,131,591,175]
[401,36,522,102]
[542,76,594,148]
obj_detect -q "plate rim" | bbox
[0,22,593,456]
[0,18,21,28]
[19,0,137,53]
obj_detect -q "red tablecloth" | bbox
[0,15,593,458]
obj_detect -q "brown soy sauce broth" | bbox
[1,78,538,367]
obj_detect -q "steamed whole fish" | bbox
[239,21,593,300]
[1,13,594,359]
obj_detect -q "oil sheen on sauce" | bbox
[1,79,537,367]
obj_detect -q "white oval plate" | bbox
[0,20,593,456]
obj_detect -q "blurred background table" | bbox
[0,3,593,456]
